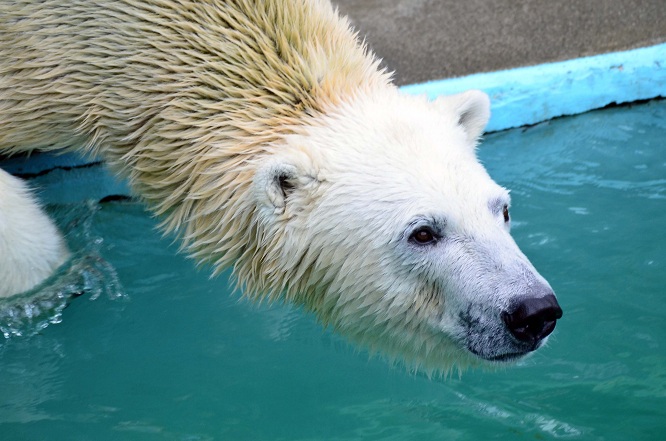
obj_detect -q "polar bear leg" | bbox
[0,169,70,298]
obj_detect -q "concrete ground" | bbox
[332,0,666,85]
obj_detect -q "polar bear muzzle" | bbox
[459,274,563,363]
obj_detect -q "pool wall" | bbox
[1,42,664,203]
[402,42,666,132]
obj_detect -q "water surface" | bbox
[1,100,665,440]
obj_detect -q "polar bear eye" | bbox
[410,227,438,245]
[502,205,510,223]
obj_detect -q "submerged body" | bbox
[0,0,561,371]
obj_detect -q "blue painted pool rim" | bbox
[402,42,666,132]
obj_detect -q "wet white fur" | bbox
[0,0,555,372]
[0,169,70,298]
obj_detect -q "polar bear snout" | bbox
[502,292,562,346]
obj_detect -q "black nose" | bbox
[502,294,563,345]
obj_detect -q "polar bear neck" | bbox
[1,0,390,266]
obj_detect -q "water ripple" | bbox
[0,201,126,342]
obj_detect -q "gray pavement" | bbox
[333,0,666,85]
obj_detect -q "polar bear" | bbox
[0,169,70,298]
[0,0,561,371]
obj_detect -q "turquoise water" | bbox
[1,100,665,440]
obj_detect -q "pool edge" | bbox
[401,42,666,132]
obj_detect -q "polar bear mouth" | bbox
[488,352,528,362]
[468,343,542,363]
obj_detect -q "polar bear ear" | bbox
[253,154,317,218]
[434,90,491,142]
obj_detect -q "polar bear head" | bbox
[251,89,562,372]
